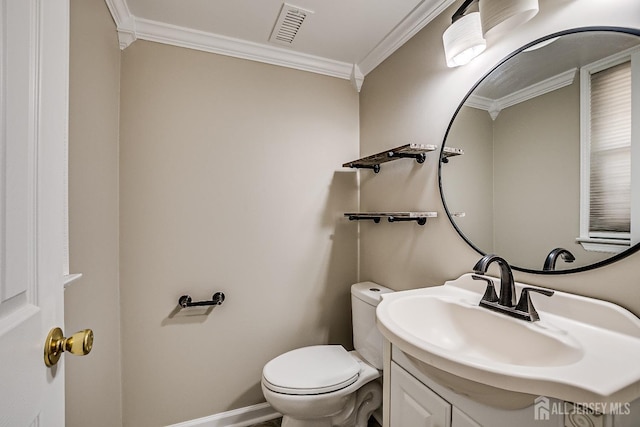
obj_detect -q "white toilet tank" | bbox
[351,282,393,370]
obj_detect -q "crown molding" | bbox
[104,0,130,27]
[466,68,577,120]
[358,0,456,75]
[351,64,365,92]
[134,18,354,80]
[498,67,577,110]
[103,0,453,88]
[464,94,501,120]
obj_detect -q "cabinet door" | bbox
[452,407,482,427]
[390,362,451,427]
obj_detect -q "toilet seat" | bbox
[262,345,361,395]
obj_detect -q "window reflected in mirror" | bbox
[580,56,633,254]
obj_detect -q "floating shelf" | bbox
[345,212,437,226]
[343,144,438,173]
[441,147,464,163]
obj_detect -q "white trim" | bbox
[62,273,82,288]
[463,94,501,120]
[103,0,130,27]
[103,0,135,48]
[351,64,364,92]
[29,0,41,306]
[103,0,454,84]
[357,0,457,76]
[632,50,640,246]
[579,45,640,76]
[116,16,136,50]
[579,60,592,241]
[463,94,493,111]
[576,237,629,254]
[465,68,576,120]
[498,68,577,110]
[133,18,354,80]
[166,402,280,427]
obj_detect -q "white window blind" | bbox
[589,60,632,235]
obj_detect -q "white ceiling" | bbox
[104,0,455,90]
[474,31,640,100]
[464,30,640,119]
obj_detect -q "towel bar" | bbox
[178,292,225,308]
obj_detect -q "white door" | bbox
[0,0,70,425]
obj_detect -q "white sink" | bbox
[387,295,583,367]
[377,274,640,409]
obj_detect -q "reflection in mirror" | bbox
[440,29,640,273]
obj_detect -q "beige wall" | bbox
[492,80,604,269]
[118,41,359,426]
[493,83,580,267]
[67,0,640,424]
[441,105,494,252]
[67,0,122,425]
[359,0,640,316]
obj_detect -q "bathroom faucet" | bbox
[472,254,554,322]
[543,248,575,271]
[473,254,515,307]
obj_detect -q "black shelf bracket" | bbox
[345,212,436,226]
[387,151,426,164]
[441,147,464,164]
[388,216,428,226]
[348,214,381,223]
[344,163,381,173]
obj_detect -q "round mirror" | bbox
[440,27,640,273]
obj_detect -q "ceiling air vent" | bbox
[269,3,314,46]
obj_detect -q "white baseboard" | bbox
[166,402,281,427]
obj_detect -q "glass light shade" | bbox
[443,12,487,68]
[480,0,539,38]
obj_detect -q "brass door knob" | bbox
[44,327,94,367]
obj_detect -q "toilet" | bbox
[261,282,393,427]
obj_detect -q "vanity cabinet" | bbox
[388,347,565,427]
[387,345,640,427]
[451,408,481,427]
[390,362,482,427]
[390,362,451,427]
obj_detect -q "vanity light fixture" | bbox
[479,0,539,38]
[443,0,487,67]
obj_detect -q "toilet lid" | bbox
[262,345,360,395]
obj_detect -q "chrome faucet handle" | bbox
[515,287,554,322]
[472,274,498,303]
